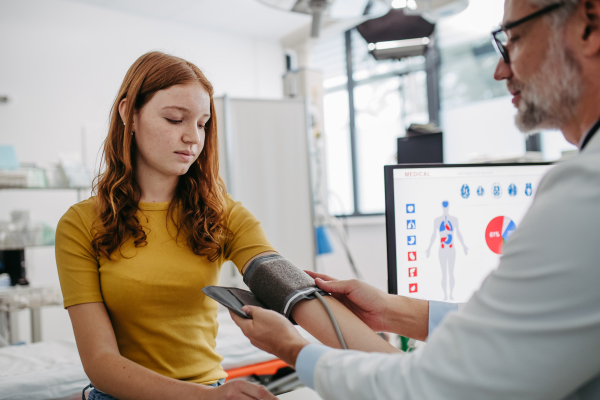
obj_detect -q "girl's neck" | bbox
[136,170,178,204]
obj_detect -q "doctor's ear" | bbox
[580,0,600,56]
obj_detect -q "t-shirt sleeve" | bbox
[55,205,103,308]
[223,195,277,272]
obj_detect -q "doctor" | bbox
[231,0,600,398]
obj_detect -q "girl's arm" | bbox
[68,302,274,400]
[241,253,399,354]
[291,296,400,353]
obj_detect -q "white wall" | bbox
[441,95,526,163]
[0,0,284,167]
[317,217,389,292]
[0,0,285,343]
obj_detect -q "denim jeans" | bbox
[84,379,226,400]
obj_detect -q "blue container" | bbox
[315,226,333,255]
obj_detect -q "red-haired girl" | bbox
[56,51,394,400]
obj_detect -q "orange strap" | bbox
[225,359,289,380]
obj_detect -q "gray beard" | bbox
[511,33,584,133]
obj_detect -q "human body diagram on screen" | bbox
[425,201,468,301]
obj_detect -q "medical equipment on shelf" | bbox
[0,285,63,345]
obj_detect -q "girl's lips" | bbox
[175,152,194,161]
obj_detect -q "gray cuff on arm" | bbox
[242,254,329,321]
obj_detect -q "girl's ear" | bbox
[118,98,128,125]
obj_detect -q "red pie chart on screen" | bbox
[485,216,517,254]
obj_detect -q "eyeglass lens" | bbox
[493,31,509,63]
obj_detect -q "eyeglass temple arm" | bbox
[503,2,565,31]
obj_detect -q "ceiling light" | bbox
[368,37,430,60]
[391,0,407,8]
[374,37,429,50]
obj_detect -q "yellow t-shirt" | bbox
[55,195,276,384]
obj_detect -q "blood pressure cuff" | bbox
[243,254,329,322]
[202,286,266,319]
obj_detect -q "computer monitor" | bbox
[384,163,554,303]
[397,132,444,164]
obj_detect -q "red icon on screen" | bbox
[409,283,418,293]
[408,267,417,277]
[408,252,417,261]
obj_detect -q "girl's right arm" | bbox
[69,302,275,400]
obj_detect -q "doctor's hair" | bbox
[92,51,231,261]
[527,0,580,28]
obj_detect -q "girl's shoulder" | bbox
[59,196,99,232]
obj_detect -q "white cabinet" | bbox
[214,97,316,287]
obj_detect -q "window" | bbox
[355,73,429,214]
[315,0,576,217]
[435,0,576,162]
[313,29,429,216]
[323,90,354,215]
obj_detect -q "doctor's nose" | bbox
[494,58,512,82]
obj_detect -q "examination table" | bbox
[0,312,319,400]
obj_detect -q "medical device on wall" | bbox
[256,0,390,37]
[384,163,553,303]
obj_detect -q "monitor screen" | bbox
[384,163,554,303]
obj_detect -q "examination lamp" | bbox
[256,0,390,38]
[368,37,430,60]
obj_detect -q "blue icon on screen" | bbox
[525,183,533,196]
[407,220,416,230]
[461,184,470,199]
[508,184,517,196]
[492,183,502,199]
[407,236,417,245]
[477,186,485,196]
[406,204,415,213]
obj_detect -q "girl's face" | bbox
[130,82,211,181]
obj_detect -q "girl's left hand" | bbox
[230,306,309,367]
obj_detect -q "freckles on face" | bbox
[133,83,211,178]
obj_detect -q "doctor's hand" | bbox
[307,271,429,340]
[230,307,310,368]
[305,271,391,332]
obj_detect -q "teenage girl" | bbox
[56,51,397,400]
[56,51,277,400]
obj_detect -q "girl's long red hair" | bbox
[92,51,229,261]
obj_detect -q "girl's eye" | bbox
[509,36,520,43]
[166,118,182,124]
